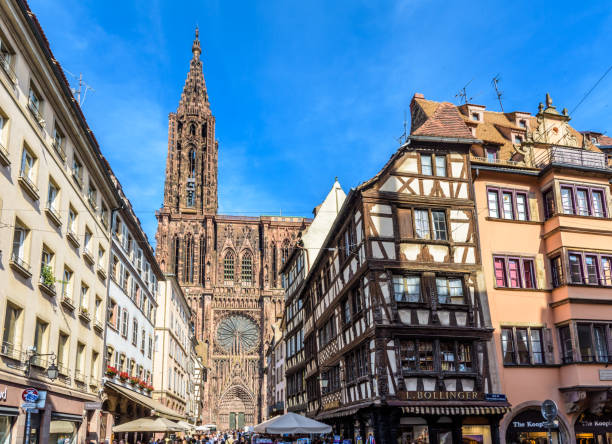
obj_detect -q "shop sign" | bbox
[509,410,558,432]
[485,393,507,402]
[84,402,102,410]
[599,369,612,381]
[22,388,39,403]
[0,387,6,401]
[405,391,483,401]
[575,412,612,432]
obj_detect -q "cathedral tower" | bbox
[155,30,309,429]
[163,28,218,215]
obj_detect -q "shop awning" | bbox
[49,420,77,435]
[105,381,185,421]
[316,402,373,420]
[401,405,510,415]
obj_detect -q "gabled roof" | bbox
[412,101,474,139]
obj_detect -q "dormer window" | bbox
[519,119,527,129]
[471,112,480,122]
[514,135,523,144]
[485,147,498,162]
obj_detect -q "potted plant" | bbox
[129,375,139,385]
[119,371,129,381]
[138,379,147,389]
[105,365,117,377]
[40,265,55,287]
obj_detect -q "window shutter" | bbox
[397,209,413,239]
[543,328,554,364]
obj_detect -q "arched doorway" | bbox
[217,384,256,431]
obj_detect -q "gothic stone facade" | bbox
[155,31,309,429]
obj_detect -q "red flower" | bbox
[119,371,129,380]
[106,366,117,375]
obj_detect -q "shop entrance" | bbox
[574,411,612,444]
[506,409,564,444]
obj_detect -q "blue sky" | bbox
[29,0,612,246]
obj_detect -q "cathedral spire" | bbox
[178,26,209,113]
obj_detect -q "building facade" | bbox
[100,178,165,440]
[264,321,285,419]
[286,101,512,443]
[154,31,309,429]
[153,274,194,419]
[282,180,346,417]
[0,1,121,443]
[456,93,612,444]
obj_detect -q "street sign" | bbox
[84,402,102,410]
[22,388,39,403]
[21,402,37,409]
[485,393,507,402]
[541,399,558,422]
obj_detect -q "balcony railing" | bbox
[28,101,44,126]
[9,253,32,278]
[0,341,22,361]
[0,142,9,166]
[535,146,609,170]
[45,204,62,226]
[52,140,66,161]
[0,53,16,83]
[18,173,39,200]
[66,228,80,247]
[471,156,525,167]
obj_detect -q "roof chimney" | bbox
[413,93,425,99]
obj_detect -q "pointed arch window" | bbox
[172,236,180,278]
[190,123,196,136]
[183,235,194,283]
[241,253,253,285]
[199,235,206,285]
[189,149,196,177]
[282,239,291,265]
[224,251,235,283]
[201,122,207,139]
[271,243,277,287]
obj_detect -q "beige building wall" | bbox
[0,1,119,443]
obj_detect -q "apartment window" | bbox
[399,340,434,372]
[98,246,105,269]
[487,187,529,221]
[342,298,351,325]
[414,209,430,239]
[321,365,340,394]
[391,275,419,302]
[519,119,527,129]
[33,319,48,359]
[28,85,42,119]
[435,155,447,177]
[501,326,546,365]
[122,269,129,293]
[100,203,109,227]
[68,206,77,233]
[514,135,523,144]
[0,36,15,75]
[72,156,83,185]
[420,154,432,175]
[559,325,573,363]
[436,277,464,304]
[471,112,480,121]
[440,341,472,372]
[80,284,89,309]
[485,147,498,162]
[223,251,235,282]
[2,303,22,354]
[91,351,99,380]
[52,126,64,151]
[75,342,85,376]
[577,323,609,362]
[140,329,146,353]
[11,221,29,265]
[132,319,138,346]
[345,344,368,382]
[318,316,336,349]
[40,246,54,285]
[47,180,60,212]
[560,184,607,217]
[61,267,73,299]
[352,287,363,315]
[87,182,97,207]
[121,308,129,338]
[493,256,536,289]
[20,147,36,182]
[57,332,69,368]
[543,189,555,220]
[148,336,153,359]
[84,228,92,255]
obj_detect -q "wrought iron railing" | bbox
[535,146,609,170]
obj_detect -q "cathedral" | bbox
[155,30,309,429]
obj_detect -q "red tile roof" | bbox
[412,102,474,139]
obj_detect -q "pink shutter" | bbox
[494,258,506,287]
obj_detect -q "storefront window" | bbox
[506,409,563,444]
[574,411,612,444]
[399,418,429,444]
[49,420,77,444]
[0,416,14,444]
[462,425,492,444]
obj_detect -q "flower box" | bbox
[119,371,129,380]
[106,366,118,377]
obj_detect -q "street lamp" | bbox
[25,350,58,381]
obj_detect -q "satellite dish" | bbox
[541,399,558,422]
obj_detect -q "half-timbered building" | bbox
[295,96,510,443]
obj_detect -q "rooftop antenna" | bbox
[492,74,504,112]
[397,109,408,145]
[64,69,95,107]
[455,79,473,105]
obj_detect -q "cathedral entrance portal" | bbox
[218,384,255,431]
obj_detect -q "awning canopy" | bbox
[402,405,510,415]
[254,412,332,434]
[113,417,184,433]
[105,381,184,421]
[49,420,77,435]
